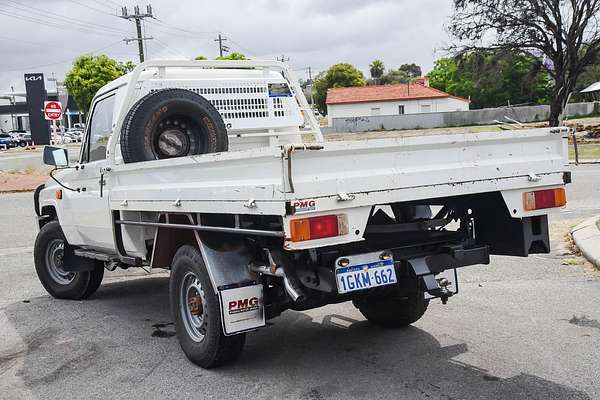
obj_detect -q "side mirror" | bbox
[43,146,69,167]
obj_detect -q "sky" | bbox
[0,0,455,95]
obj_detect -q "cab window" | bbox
[82,94,115,163]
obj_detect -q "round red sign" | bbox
[44,101,63,120]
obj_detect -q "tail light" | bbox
[523,188,567,211]
[290,214,348,242]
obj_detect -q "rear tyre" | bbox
[34,221,104,300]
[354,291,428,328]
[170,245,245,368]
[120,89,228,163]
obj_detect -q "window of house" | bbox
[371,107,381,116]
[398,105,405,115]
[82,94,115,163]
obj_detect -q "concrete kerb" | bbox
[571,215,600,269]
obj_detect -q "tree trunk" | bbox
[549,97,563,127]
[549,77,575,127]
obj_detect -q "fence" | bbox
[326,101,600,133]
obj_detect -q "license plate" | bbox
[335,254,397,294]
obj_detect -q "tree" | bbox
[64,54,130,114]
[216,52,247,60]
[398,63,422,78]
[380,69,411,85]
[119,60,136,73]
[428,51,551,109]
[194,55,208,60]
[448,0,600,126]
[313,63,367,115]
[369,60,385,81]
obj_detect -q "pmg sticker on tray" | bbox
[292,199,317,214]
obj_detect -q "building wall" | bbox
[326,97,469,126]
[325,101,599,133]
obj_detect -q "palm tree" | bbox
[369,60,385,84]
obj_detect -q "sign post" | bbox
[44,101,63,144]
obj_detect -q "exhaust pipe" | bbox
[248,264,304,302]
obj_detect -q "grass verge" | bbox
[569,143,600,160]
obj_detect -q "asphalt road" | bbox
[0,165,599,400]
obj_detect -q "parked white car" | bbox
[34,60,570,368]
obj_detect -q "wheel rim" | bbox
[153,115,205,159]
[45,238,75,285]
[180,271,207,342]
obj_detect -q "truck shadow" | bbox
[1,276,591,400]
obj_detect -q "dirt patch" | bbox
[0,171,47,193]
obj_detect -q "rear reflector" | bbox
[523,188,567,211]
[290,214,348,242]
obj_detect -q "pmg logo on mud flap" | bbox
[292,199,317,213]
[228,297,259,315]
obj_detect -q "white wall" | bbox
[327,97,469,126]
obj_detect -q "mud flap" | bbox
[218,283,266,336]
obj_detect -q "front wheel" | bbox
[354,291,429,328]
[34,221,104,300]
[170,245,245,368]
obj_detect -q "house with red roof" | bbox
[325,78,470,126]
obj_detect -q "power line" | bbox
[0,40,123,73]
[64,0,118,16]
[227,36,255,56]
[149,18,217,36]
[0,0,130,36]
[91,0,121,9]
[0,34,48,47]
[0,8,124,37]
[152,37,188,59]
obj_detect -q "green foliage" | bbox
[398,63,422,78]
[380,69,411,85]
[313,63,366,115]
[216,52,247,60]
[118,60,136,72]
[194,55,208,60]
[64,54,130,114]
[428,51,551,109]
[572,51,600,102]
[370,63,423,85]
[369,60,385,80]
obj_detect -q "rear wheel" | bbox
[34,221,104,300]
[170,245,245,368]
[354,291,428,328]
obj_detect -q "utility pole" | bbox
[277,55,290,63]
[120,5,154,62]
[214,34,229,58]
[307,67,315,108]
[10,86,15,131]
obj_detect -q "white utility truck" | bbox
[34,60,570,368]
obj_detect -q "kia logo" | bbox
[25,75,42,81]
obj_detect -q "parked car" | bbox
[65,129,83,142]
[6,130,33,147]
[0,133,16,149]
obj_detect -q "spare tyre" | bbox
[120,88,228,163]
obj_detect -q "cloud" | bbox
[0,0,453,94]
